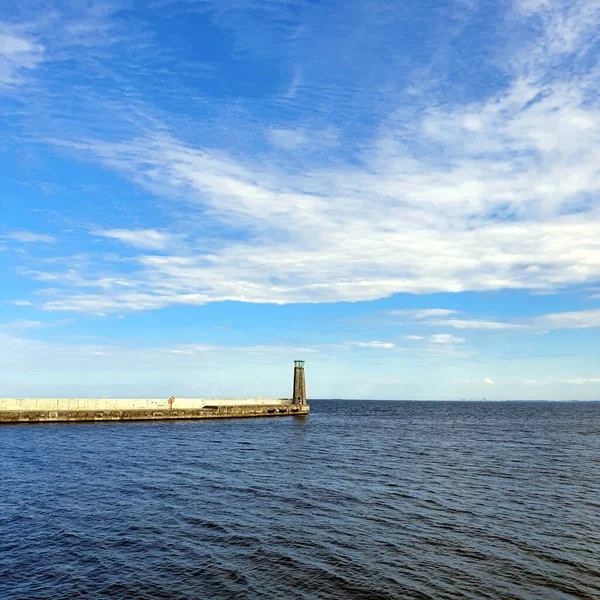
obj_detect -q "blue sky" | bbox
[1,0,599,400]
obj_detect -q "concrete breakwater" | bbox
[0,402,309,424]
[0,397,293,411]
[0,361,309,424]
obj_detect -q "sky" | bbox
[1,0,599,400]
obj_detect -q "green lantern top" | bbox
[294,360,305,368]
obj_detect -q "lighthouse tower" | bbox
[292,360,306,405]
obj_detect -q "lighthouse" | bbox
[292,360,306,405]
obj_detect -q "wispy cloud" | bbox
[400,333,467,346]
[457,377,494,385]
[396,307,600,332]
[267,126,338,150]
[514,0,600,61]
[0,24,44,88]
[392,309,459,319]
[427,319,526,330]
[32,77,600,312]
[4,0,600,325]
[565,377,600,385]
[430,334,465,345]
[350,341,395,349]
[535,309,600,329]
[267,127,308,149]
[285,67,302,99]
[478,376,600,386]
[4,230,55,243]
[0,318,74,334]
[2,319,44,330]
[94,229,177,250]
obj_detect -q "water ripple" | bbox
[1,401,599,599]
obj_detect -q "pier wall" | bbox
[0,397,292,411]
[0,402,309,424]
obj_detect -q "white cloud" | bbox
[5,0,600,315]
[35,94,600,312]
[4,319,44,330]
[428,319,526,330]
[267,128,308,149]
[401,308,600,332]
[564,377,600,385]
[535,308,600,329]
[4,231,55,243]
[267,126,338,150]
[394,310,528,331]
[416,309,458,318]
[44,292,196,314]
[0,26,44,88]
[0,3,148,96]
[403,335,423,340]
[352,341,395,349]
[514,0,600,59]
[457,377,495,385]
[285,67,302,98]
[397,309,459,319]
[0,318,74,331]
[11,300,33,306]
[429,334,465,344]
[471,376,599,386]
[94,229,175,250]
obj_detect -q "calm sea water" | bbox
[1,401,599,600]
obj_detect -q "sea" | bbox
[1,400,599,600]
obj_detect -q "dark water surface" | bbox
[1,401,599,599]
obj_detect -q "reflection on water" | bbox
[1,400,599,599]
